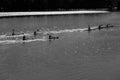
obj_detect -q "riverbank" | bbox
[0,10,108,17]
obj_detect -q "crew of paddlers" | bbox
[4,24,115,42]
[87,24,114,32]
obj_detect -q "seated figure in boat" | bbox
[98,24,103,30]
[12,29,15,36]
[33,31,37,37]
[47,33,59,40]
[106,24,114,28]
[88,25,91,31]
[23,35,27,40]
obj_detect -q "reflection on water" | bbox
[0,12,120,80]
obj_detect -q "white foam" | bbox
[0,32,34,39]
[0,36,47,44]
[43,26,99,34]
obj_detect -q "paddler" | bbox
[98,25,102,30]
[88,25,91,31]
[23,35,26,40]
[33,31,37,37]
[12,29,15,36]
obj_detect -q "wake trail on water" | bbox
[0,25,113,44]
[0,36,47,44]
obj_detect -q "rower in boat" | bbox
[98,25,102,30]
[88,25,91,31]
[54,36,59,39]
[12,29,15,36]
[106,24,109,28]
[37,29,39,32]
[48,34,52,39]
[107,24,114,28]
[106,24,112,28]
[23,35,26,40]
[47,34,59,40]
[33,31,37,37]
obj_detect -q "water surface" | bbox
[0,12,120,80]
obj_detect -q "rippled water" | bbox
[0,12,120,80]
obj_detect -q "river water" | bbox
[0,12,120,80]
